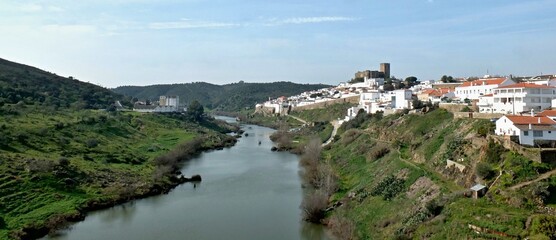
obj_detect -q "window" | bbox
[533,131,543,137]
[524,131,528,136]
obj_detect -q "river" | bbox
[46,117,330,240]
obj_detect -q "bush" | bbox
[461,106,473,112]
[0,216,5,229]
[86,139,99,148]
[371,175,405,200]
[530,215,556,239]
[476,161,495,179]
[341,129,362,145]
[484,139,505,163]
[300,190,328,223]
[368,145,390,161]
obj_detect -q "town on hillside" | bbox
[256,63,556,147]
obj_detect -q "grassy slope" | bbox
[324,109,555,239]
[0,107,233,239]
[289,103,355,123]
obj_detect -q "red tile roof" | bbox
[497,83,555,89]
[505,115,556,125]
[460,78,506,87]
[538,110,556,117]
[421,88,452,97]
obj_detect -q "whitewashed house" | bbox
[392,89,412,109]
[478,94,495,113]
[455,77,515,100]
[495,115,556,146]
[485,83,556,114]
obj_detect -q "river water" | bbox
[47,117,329,240]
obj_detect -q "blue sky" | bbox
[1,0,555,87]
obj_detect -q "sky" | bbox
[0,0,555,88]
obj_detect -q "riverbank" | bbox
[0,111,238,240]
[42,122,330,240]
[14,133,237,240]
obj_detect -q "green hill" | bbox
[301,109,556,239]
[0,58,129,110]
[0,59,238,239]
[113,81,331,111]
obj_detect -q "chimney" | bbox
[538,117,541,124]
[531,109,535,117]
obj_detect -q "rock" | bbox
[190,174,202,181]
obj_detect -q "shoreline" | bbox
[13,136,237,240]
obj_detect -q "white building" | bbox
[455,77,515,100]
[482,83,556,114]
[159,96,179,108]
[392,89,412,109]
[495,115,556,146]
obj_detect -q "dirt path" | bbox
[288,115,308,124]
[509,169,556,190]
[323,120,340,146]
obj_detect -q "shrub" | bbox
[461,106,473,112]
[86,139,99,148]
[341,129,362,145]
[368,145,390,161]
[484,139,505,163]
[476,161,495,179]
[530,215,556,239]
[0,216,5,229]
[58,157,70,167]
[300,190,328,223]
[329,215,355,240]
[371,175,405,200]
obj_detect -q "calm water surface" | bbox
[47,117,329,240]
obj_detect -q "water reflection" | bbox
[45,121,329,240]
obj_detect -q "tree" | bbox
[188,100,204,121]
[441,75,455,83]
[404,76,419,87]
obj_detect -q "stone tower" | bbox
[380,63,390,79]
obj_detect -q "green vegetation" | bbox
[0,58,129,111]
[0,58,239,239]
[317,107,556,239]
[0,108,237,239]
[113,81,331,112]
[289,103,355,122]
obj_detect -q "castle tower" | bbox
[380,63,390,79]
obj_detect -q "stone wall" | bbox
[291,96,360,112]
[439,103,469,113]
[453,112,504,119]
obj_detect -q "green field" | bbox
[0,108,235,239]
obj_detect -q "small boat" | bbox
[258,141,261,145]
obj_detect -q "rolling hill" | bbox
[0,58,128,110]
[113,81,332,111]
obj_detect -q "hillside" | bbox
[0,58,128,110]
[312,109,556,239]
[113,81,331,111]
[0,59,239,239]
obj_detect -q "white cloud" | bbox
[20,3,43,12]
[148,20,240,29]
[41,24,97,34]
[47,6,65,12]
[282,17,356,24]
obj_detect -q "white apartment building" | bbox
[392,89,412,109]
[454,77,515,100]
[481,83,556,114]
[495,115,556,146]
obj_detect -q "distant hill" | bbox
[0,58,127,110]
[113,81,332,111]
